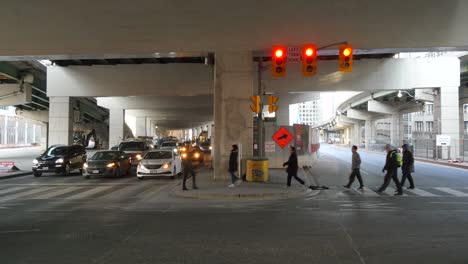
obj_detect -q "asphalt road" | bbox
[1,144,468,263]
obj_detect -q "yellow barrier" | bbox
[246,158,269,182]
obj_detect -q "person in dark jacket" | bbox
[182,147,198,191]
[228,144,240,188]
[401,144,415,189]
[283,146,305,187]
[377,144,403,195]
[344,145,364,189]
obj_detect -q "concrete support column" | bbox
[434,86,460,159]
[364,119,373,150]
[49,97,73,146]
[40,123,48,150]
[109,108,125,148]
[3,116,7,144]
[390,113,402,148]
[213,51,254,180]
[135,116,146,137]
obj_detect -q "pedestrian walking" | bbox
[344,145,364,189]
[377,144,403,195]
[401,144,415,189]
[182,147,198,191]
[283,146,306,187]
[228,144,241,188]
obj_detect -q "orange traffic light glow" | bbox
[305,48,314,56]
[275,49,284,58]
[343,48,352,56]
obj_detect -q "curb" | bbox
[0,171,33,180]
[171,187,320,200]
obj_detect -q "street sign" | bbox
[272,127,293,148]
[436,135,451,146]
[265,141,275,153]
[287,46,301,62]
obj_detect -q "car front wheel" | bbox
[62,164,70,176]
[34,172,42,177]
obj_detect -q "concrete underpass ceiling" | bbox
[1,1,468,57]
[97,95,213,130]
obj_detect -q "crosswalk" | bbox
[337,186,468,197]
[0,183,170,204]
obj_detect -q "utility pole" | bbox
[257,59,264,158]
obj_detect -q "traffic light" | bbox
[272,46,286,77]
[302,45,317,76]
[339,44,353,72]
[249,96,261,114]
[268,95,279,113]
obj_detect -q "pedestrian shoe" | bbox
[182,187,189,191]
[343,185,350,189]
[228,184,236,188]
[235,179,242,185]
[394,192,403,196]
[408,186,415,189]
[193,186,199,190]
[358,186,365,190]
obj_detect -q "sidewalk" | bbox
[0,170,32,180]
[332,144,468,170]
[171,168,319,200]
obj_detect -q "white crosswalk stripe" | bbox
[65,186,114,199]
[0,186,28,196]
[99,184,152,200]
[33,186,84,199]
[0,187,56,203]
[434,187,468,197]
[405,188,439,197]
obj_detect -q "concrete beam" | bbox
[15,109,48,123]
[48,64,213,97]
[367,100,397,115]
[97,96,212,109]
[0,83,32,106]
[347,109,377,120]
[263,58,460,93]
[415,88,436,102]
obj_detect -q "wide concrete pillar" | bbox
[109,108,124,148]
[434,86,460,159]
[213,51,254,180]
[48,97,73,146]
[40,123,48,150]
[364,119,374,150]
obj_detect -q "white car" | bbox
[137,150,182,179]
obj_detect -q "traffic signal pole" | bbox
[257,59,264,158]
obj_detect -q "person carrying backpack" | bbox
[377,144,403,195]
[401,144,415,189]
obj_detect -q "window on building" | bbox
[465,121,468,134]
[0,106,8,110]
[426,104,433,115]
[426,121,433,132]
[415,121,424,132]
[464,104,468,114]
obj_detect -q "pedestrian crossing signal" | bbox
[268,95,279,113]
[249,96,261,114]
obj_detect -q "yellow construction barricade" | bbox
[246,158,269,182]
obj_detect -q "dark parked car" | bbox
[32,145,87,177]
[117,140,152,166]
[83,151,131,179]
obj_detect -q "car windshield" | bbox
[144,151,172,159]
[91,152,118,160]
[119,142,145,151]
[161,142,177,147]
[45,147,69,156]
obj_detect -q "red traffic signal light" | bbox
[272,46,286,77]
[339,45,353,72]
[302,45,317,77]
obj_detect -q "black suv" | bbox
[32,145,87,177]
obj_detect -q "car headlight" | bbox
[55,158,64,164]
[33,159,38,165]
[135,154,142,160]
[209,146,212,150]
[106,162,116,168]
[194,153,200,159]
[182,153,187,159]
[173,148,178,153]
[83,163,88,169]
[163,163,169,169]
